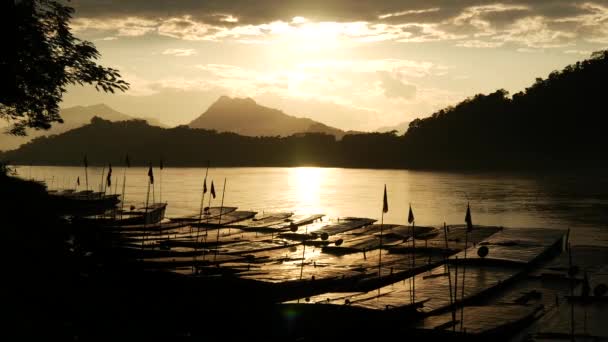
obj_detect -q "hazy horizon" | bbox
[55,1,607,131]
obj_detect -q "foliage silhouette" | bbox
[1,0,128,136]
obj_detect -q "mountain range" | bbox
[1,97,374,151]
[0,104,164,151]
[4,50,608,170]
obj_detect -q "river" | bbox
[16,165,608,246]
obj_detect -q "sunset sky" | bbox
[61,1,608,131]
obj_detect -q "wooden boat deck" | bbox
[517,246,608,341]
[415,304,543,336]
[449,228,566,266]
[322,225,436,255]
[282,228,566,314]
[191,210,257,226]
[167,206,237,223]
[237,214,324,232]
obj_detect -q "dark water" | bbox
[17,166,608,246]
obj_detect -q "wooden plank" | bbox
[167,206,237,223]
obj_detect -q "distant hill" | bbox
[0,117,403,168]
[0,104,165,151]
[189,96,346,138]
[376,121,410,135]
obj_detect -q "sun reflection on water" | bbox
[288,167,325,215]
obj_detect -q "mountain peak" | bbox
[189,96,344,138]
[213,96,257,108]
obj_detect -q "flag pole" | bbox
[205,180,214,243]
[198,161,210,223]
[299,224,308,281]
[159,158,163,204]
[195,161,210,259]
[379,185,388,285]
[444,223,454,312]
[84,155,89,192]
[412,215,416,304]
[461,202,472,332]
[99,165,105,194]
[407,204,415,304]
[152,168,156,204]
[445,226,455,325]
[453,256,458,331]
[213,178,226,263]
[202,180,214,262]
[120,155,129,220]
[142,166,151,259]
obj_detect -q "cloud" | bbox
[158,16,215,40]
[564,49,592,55]
[68,2,608,49]
[162,48,197,56]
[377,71,417,100]
[494,16,576,48]
[68,1,596,26]
[455,40,503,48]
[71,17,157,37]
[378,8,441,20]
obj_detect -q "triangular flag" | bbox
[210,181,216,199]
[125,154,130,168]
[408,204,415,224]
[84,155,88,168]
[203,178,207,194]
[148,164,154,184]
[465,203,473,232]
[160,158,164,170]
[106,163,112,187]
[77,176,80,186]
[382,185,388,213]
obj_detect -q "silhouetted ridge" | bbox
[0,103,165,151]
[402,50,608,168]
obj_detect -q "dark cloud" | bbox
[479,9,531,28]
[69,1,603,25]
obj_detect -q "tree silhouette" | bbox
[0,0,128,136]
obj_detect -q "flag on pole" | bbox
[382,185,388,213]
[77,176,80,186]
[148,165,154,184]
[106,163,112,187]
[465,203,473,232]
[408,204,415,224]
[210,180,216,199]
[84,155,88,168]
[125,154,130,167]
[203,178,207,194]
[160,158,164,170]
